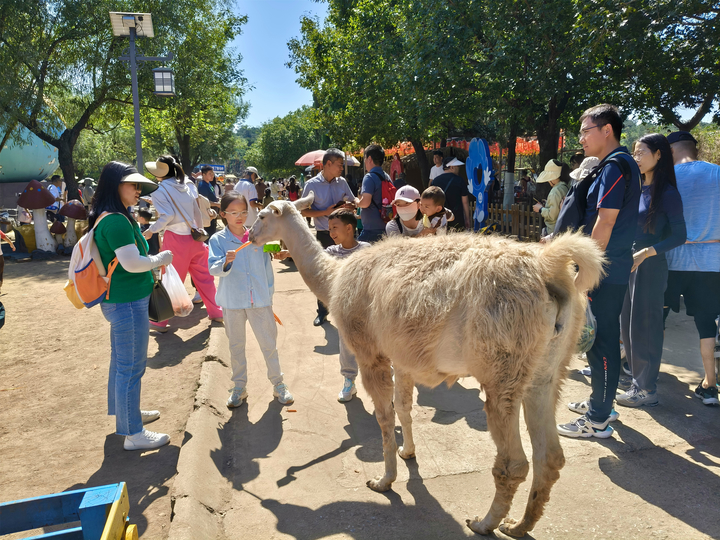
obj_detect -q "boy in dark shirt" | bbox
[137,209,160,255]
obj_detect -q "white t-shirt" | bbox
[385,218,424,237]
[237,179,259,226]
[429,165,444,181]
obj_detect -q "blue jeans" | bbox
[358,228,385,243]
[101,295,150,436]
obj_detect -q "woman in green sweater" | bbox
[90,162,173,451]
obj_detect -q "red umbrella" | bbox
[295,150,326,166]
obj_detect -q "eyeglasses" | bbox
[632,149,647,159]
[578,125,601,139]
[224,211,248,217]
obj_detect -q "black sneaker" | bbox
[694,383,720,406]
[617,375,633,390]
[622,361,632,376]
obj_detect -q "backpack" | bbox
[64,212,121,309]
[370,171,398,223]
[555,150,635,234]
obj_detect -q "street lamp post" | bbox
[109,12,175,169]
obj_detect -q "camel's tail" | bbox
[540,232,606,293]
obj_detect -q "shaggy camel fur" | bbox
[249,194,605,536]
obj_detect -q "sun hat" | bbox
[536,159,563,184]
[570,157,600,182]
[246,166,259,175]
[392,185,421,204]
[666,131,697,145]
[121,172,159,197]
[443,157,465,169]
[144,159,172,178]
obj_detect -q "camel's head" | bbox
[248,192,315,245]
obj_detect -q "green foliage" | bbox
[580,0,720,130]
[0,0,248,195]
[245,106,323,177]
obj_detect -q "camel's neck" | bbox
[281,215,339,307]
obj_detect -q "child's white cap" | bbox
[392,185,421,204]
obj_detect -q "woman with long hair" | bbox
[286,176,300,202]
[618,133,686,407]
[143,156,223,330]
[91,161,174,450]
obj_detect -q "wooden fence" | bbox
[486,203,544,242]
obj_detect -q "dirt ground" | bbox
[0,255,213,539]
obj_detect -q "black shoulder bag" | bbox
[555,151,633,234]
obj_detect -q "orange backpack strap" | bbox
[105,257,119,300]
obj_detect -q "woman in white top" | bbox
[143,156,223,329]
[385,185,434,238]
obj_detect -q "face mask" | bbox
[396,203,418,221]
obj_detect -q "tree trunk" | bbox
[536,117,559,168]
[503,125,518,209]
[58,130,80,202]
[411,138,430,189]
[178,133,192,175]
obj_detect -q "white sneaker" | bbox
[273,383,294,405]
[557,415,614,439]
[338,378,357,402]
[124,429,170,451]
[141,410,160,424]
[227,387,248,408]
[192,291,203,304]
[567,399,619,422]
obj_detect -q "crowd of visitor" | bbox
[4,101,716,452]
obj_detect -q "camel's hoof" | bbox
[366,477,392,492]
[398,446,415,460]
[499,518,528,537]
[466,517,494,536]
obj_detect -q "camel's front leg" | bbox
[360,355,397,492]
[394,368,416,459]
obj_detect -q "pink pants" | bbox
[152,230,222,326]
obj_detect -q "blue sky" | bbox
[233,0,328,127]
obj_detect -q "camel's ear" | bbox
[268,203,281,216]
[294,191,314,212]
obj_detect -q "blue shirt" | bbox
[208,227,274,309]
[301,172,355,231]
[633,184,686,256]
[359,166,387,231]
[581,147,641,284]
[198,180,219,203]
[666,161,720,272]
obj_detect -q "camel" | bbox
[248,193,605,536]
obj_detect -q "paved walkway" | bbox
[169,257,720,540]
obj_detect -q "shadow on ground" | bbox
[599,423,720,538]
[261,460,504,540]
[64,435,179,537]
[416,381,487,432]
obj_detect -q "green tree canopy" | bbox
[0,0,247,197]
[245,106,323,177]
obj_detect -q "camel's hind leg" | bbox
[499,377,565,537]
[361,354,397,492]
[394,368,416,460]
[467,387,529,536]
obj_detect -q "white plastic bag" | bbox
[576,296,597,354]
[161,264,194,317]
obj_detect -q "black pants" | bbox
[587,281,628,423]
[315,230,335,318]
[620,255,668,393]
[204,218,218,244]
